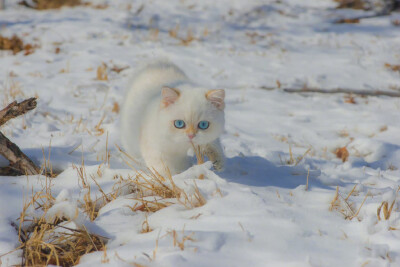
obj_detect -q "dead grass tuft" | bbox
[5,141,209,264]
[112,102,120,113]
[335,146,349,162]
[377,186,400,221]
[380,125,388,132]
[169,24,198,46]
[0,35,36,55]
[377,201,395,221]
[19,0,81,10]
[338,129,350,138]
[10,181,107,266]
[387,163,398,171]
[117,144,207,235]
[279,144,311,166]
[344,94,356,104]
[0,35,24,54]
[74,163,99,221]
[330,185,369,220]
[385,63,400,73]
[335,0,365,10]
[392,19,400,26]
[167,229,195,251]
[96,63,108,81]
[125,167,206,213]
[110,65,129,74]
[141,215,152,233]
[335,18,360,24]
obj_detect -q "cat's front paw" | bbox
[213,159,225,172]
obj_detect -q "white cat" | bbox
[120,61,225,176]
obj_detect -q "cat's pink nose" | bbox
[187,134,195,140]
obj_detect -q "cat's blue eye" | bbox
[174,120,186,129]
[198,121,209,130]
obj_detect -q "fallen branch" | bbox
[0,132,40,175]
[282,88,400,97]
[0,98,40,176]
[334,12,388,24]
[0,97,37,127]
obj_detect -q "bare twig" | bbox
[282,88,400,98]
[0,98,37,127]
[0,132,40,175]
[0,98,40,176]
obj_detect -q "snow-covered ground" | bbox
[1,0,400,266]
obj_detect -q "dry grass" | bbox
[380,125,388,132]
[74,163,98,221]
[1,75,25,107]
[335,146,349,162]
[125,168,206,213]
[377,186,400,221]
[11,183,107,266]
[72,150,128,222]
[166,229,195,251]
[0,35,24,54]
[385,63,400,73]
[387,163,398,171]
[110,65,129,74]
[344,94,357,104]
[19,0,81,10]
[169,24,199,46]
[392,19,400,26]
[117,143,207,213]
[335,18,360,24]
[96,63,108,81]
[115,144,208,244]
[0,35,36,55]
[94,114,106,136]
[279,144,311,166]
[112,102,120,113]
[330,185,369,220]
[338,129,350,138]
[5,138,208,265]
[335,0,365,10]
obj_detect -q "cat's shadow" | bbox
[220,156,329,190]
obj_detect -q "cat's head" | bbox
[158,85,225,145]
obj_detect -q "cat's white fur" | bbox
[120,61,225,175]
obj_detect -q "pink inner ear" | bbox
[206,89,225,110]
[161,86,180,107]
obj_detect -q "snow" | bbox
[1,0,400,266]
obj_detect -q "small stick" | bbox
[282,88,400,98]
[305,168,310,191]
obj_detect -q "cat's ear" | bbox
[206,89,225,110]
[161,86,180,108]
